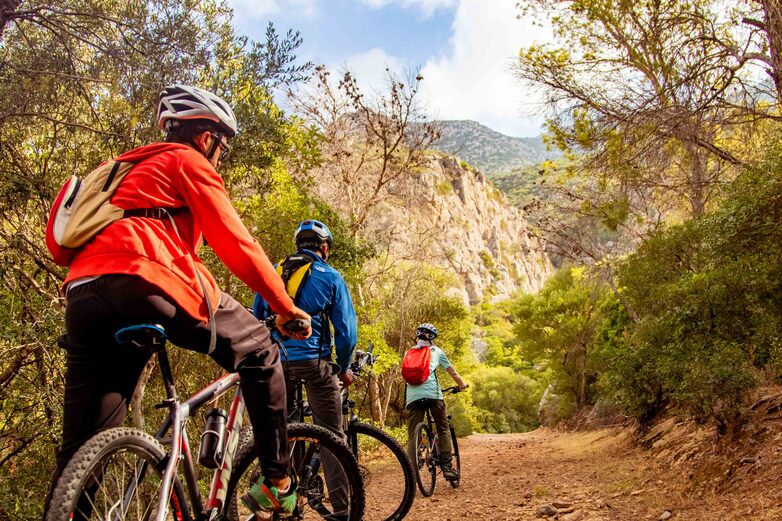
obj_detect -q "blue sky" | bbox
[227,0,553,137]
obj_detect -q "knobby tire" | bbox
[348,421,416,520]
[225,422,365,520]
[45,427,189,521]
[412,422,436,497]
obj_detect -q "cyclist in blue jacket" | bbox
[252,219,357,517]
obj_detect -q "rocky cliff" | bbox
[364,154,553,304]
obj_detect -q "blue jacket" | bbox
[253,249,357,373]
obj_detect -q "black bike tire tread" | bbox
[46,427,187,521]
[350,421,416,520]
[224,422,366,521]
[412,422,436,497]
[449,427,461,489]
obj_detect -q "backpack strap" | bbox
[277,250,332,367]
[123,207,186,219]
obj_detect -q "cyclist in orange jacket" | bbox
[44,85,308,518]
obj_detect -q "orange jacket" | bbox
[64,142,293,321]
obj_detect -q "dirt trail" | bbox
[401,428,782,520]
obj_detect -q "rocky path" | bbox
[401,428,782,520]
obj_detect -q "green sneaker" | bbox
[241,475,298,517]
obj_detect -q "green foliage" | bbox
[444,391,481,437]
[470,366,542,432]
[488,165,543,208]
[513,267,614,409]
[605,157,782,423]
[436,179,454,196]
[356,321,399,375]
[357,262,474,428]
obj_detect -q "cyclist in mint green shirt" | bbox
[405,323,467,480]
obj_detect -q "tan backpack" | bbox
[46,159,181,266]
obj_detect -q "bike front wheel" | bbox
[46,427,189,521]
[412,422,436,497]
[348,422,415,520]
[226,422,365,520]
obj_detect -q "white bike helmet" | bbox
[158,85,238,137]
[416,323,438,341]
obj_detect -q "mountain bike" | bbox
[412,386,463,497]
[341,346,416,520]
[46,322,365,521]
[264,316,416,520]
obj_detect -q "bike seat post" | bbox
[157,348,178,402]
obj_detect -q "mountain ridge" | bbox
[431,119,560,175]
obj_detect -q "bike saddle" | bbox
[115,323,167,351]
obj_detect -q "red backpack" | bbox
[401,346,431,385]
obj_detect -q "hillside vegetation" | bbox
[431,120,560,174]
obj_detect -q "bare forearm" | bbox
[446,366,467,388]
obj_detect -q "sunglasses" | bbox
[209,133,232,163]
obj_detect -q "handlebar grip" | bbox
[284,318,311,334]
[366,342,374,354]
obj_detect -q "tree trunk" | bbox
[762,0,782,101]
[687,145,706,218]
[0,0,22,40]
[381,371,397,425]
[367,376,384,426]
[34,346,58,442]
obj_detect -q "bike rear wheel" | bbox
[226,422,365,520]
[448,425,461,488]
[348,422,415,520]
[412,422,436,497]
[46,427,189,521]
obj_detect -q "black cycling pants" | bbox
[406,398,453,466]
[45,274,289,515]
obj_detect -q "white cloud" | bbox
[358,0,457,18]
[418,0,553,137]
[228,0,318,20]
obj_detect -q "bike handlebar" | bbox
[441,385,469,394]
[263,314,311,337]
[349,343,376,374]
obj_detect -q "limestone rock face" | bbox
[365,155,553,304]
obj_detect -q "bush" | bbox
[606,162,782,424]
[469,366,542,432]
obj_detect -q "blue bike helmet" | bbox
[416,323,438,341]
[294,219,334,248]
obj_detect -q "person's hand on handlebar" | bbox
[339,369,355,388]
[275,305,312,340]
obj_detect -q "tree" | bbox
[739,0,782,102]
[513,267,612,410]
[516,0,759,221]
[289,66,440,238]
[353,261,471,427]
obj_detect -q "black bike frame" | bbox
[421,386,461,466]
